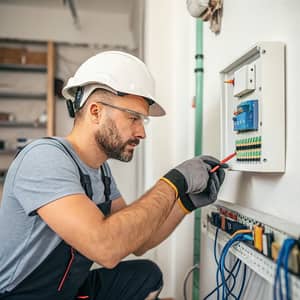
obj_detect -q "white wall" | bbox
[200,0,300,298]
[144,0,196,298]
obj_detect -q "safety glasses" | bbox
[97,101,150,125]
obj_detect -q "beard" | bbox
[95,117,139,162]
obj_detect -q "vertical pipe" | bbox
[193,19,203,300]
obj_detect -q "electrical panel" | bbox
[220,42,285,172]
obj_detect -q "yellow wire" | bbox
[231,229,253,238]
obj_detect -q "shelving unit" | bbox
[0,40,56,189]
[0,64,47,72]
[0,92,47,100]
[0,150,16,155]
[0,121,46,128]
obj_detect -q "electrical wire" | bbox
[231,229,253,238]
[273,238,297,300]
[203,259,241,300]
[216,228,244,299]
[236,263,248,299]
[227,259,243,298]
[274,242,285,300]
[218,233,253,300]
[283,239,297,300]
[183,264,199,300]
[214,228,220,264]
[219,240,239,299]
[204,229,252,300]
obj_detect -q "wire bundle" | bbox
[273,238,298,300]
[204,229,253,300]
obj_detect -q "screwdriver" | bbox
[210,152,236,173]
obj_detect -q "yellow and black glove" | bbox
[161,155,228,214]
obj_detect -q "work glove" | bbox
[161,156,228,213]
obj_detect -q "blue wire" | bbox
[236,263,247,299]
[224,259,242,299]
[283,239,296,300]
[274,241,284,300]
[214,228,220,264]
[274,238,297,300]
[225,235,252,299]
[283,246,290,300]
[220,239,240,300]
[214,228,221,300]
[205,228,242,300]
[219,234,253,300]
[214,228,243,300]
[228,260,242,296]
[207,231,253,300]
[203,259,240,300]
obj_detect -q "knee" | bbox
[141,260,162,278]
[138,260,163,290]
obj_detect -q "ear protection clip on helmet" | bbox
[66,87,84,118]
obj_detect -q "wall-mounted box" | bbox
[233,64,256,97]
[220,42,285,172]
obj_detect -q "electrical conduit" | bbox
[193,19,204,300]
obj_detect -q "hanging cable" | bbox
[204,229,252,300]
[214,228,242,300]
[220,233,252,299]
[218,233,252,299]
[236,263,248,299]
[203,260,241,300]
[183,264,199,300]
[273,238,298,300]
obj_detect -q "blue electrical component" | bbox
[233,99,258,132]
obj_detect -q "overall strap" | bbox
[100,163,111,203]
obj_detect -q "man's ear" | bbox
[89,103,102,123]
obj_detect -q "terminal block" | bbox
[236,136,262,162]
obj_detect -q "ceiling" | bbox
[0,0,134,14]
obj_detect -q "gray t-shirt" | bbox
[0,138,121,293]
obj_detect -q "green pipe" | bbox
[193,19,203,300]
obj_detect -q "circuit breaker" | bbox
[220,42,285,172]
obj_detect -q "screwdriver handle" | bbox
[210,152,236,173]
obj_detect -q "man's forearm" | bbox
[95,180,177,267]
[133,201,187,256]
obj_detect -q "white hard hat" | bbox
[62,51,166,117]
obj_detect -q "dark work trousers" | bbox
[0,202,163,300]
[77,259,163,300]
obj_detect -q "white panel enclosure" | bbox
[220,42,285,172]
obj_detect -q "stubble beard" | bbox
[95,118,139,162]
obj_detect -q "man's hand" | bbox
[161,155,228,213]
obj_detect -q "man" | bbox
[0,51,227,300]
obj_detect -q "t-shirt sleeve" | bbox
[13,144,84,216]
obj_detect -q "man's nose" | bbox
[134,122,146,140]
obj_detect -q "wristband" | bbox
[162,169,196,213]
[177,198,192,214]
